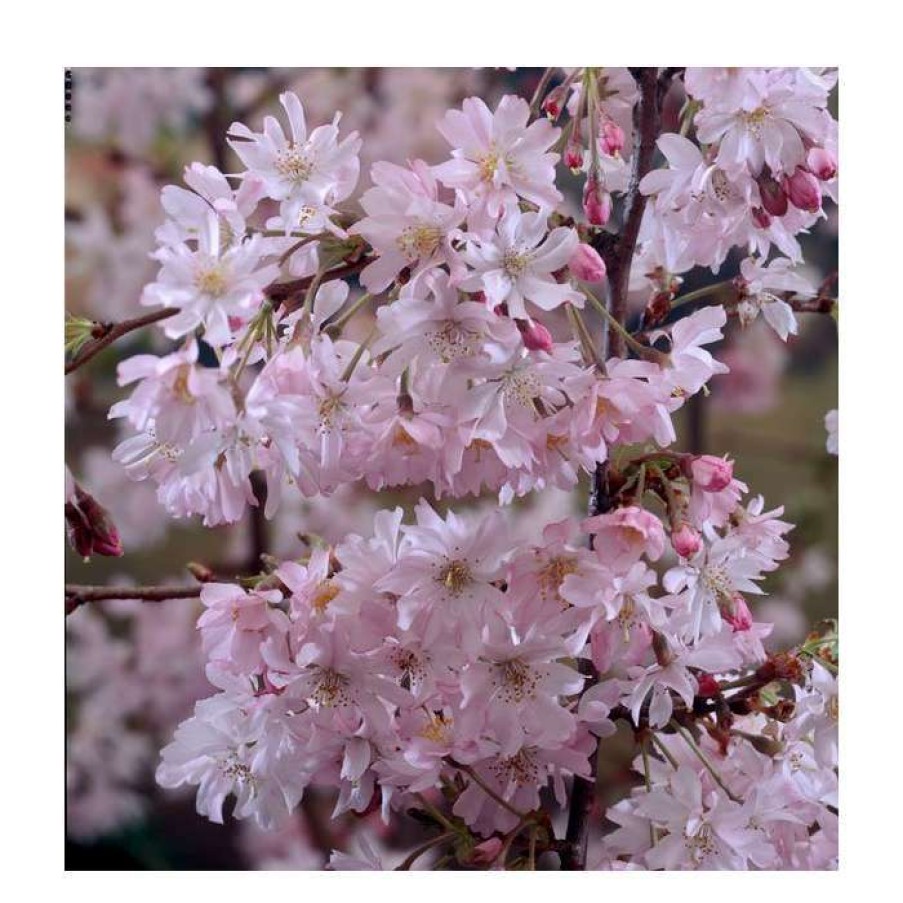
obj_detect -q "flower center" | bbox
[702,564,734,602]
[311,580,339,614]
[318,394,343,433]
[478,148,501,182]
[397,223,442,262]
[502,368,542,407]
[684,822,716,865]
[537,554,578,602]
[490,748,540,787]
[742,106,770,137]
[426,320,481,362]
[419,712,452,744]
[310,667,352,708]
[494,658,541,704]
[436,558,473,596]
[503,247,530,277]
[275,145,313,184]
[194,264,228,298]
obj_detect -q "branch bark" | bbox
[65,309,177,374]
[562,67,665,871]
[603,68,661,358]
[65,584,201,616]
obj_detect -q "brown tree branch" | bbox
[65,583,201,616]
[603,68,662,358]
[65,309,177,375]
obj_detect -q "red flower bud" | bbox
[564,140,584,171]
[582,176,611,227]
[806,146,837,181]
[517,318,554,352]
[541,86,566,120]
[568,243,607,283]
[600,117,625,157]
[671,523,702,559]
[696,673,720,697]
[751,207,772,229]
[783,166,822,213]
[721,594,753,632]
[756,170,789,218]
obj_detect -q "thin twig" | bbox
[65,309,177,375]
[65,584,201,616]
[670,720,742,803]
[394,831,455,871]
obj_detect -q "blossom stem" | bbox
[641,737,660,846]
[414,794,460,835]
[339,327,376,382]
[394,831,455,871]
[496,814,535,869]
[323,292,373,334]
[566,303,606,372]
[449,761,529,820]
[582,285,666,364]
[670,720,742,804]
[670,280,735,312]
[528,67,557,119]
[649,732,680,770]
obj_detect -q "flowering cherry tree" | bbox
[65,67,839,870]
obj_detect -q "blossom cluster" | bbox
[157,465,836,868]
[69,67,840,870]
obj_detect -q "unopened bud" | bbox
[65,502,94,559]
[783,167,821,213]
[652,631,674,668]
[582,175,611,227]
[564,138,584,172]
[469,837,504,865]
[671,523,702,559]
[517,318,554,353]
[696,673,720,697]
[74,484,123,557]
[568,243,607,283]
[721,594,752,632]
[806,146,837,181]
[751,206,772,229]
[756,170,789,218]
[599,117,625,157]
[690,454,734,493]
[542,85,567,120]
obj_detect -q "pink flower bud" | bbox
[600,117,625,157]
[568,243,607,283]
[751,206,772,229]
[542,86,566,120]
[690,454,734,493]
[807,146,837,181]
[696,673,720,697]
[671,523,702,559]
[583,176,611,226]
[564,139,584,171]
[756,170,788,217]
[517,318,554,352]
[722,594,753,632]
[470,837,504,865]
[783,167,821,213]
